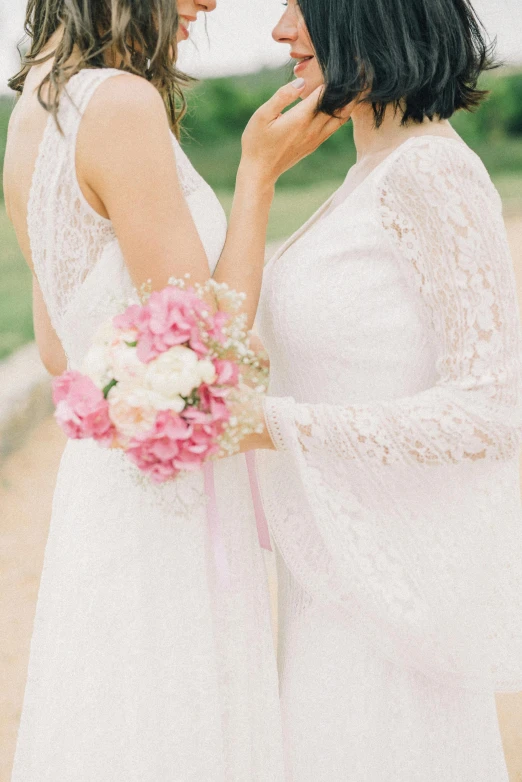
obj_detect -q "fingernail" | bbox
[292,78,305,90]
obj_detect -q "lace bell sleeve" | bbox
[263,143,522,466]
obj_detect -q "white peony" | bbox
[110,342,146,384]
[198,359,218,386]
[144,346,216,402]
[108,382,161,437]
[81,342,111,390]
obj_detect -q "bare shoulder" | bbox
[82,72,168,133]
[76,70,178,200]
[77,71,173,180]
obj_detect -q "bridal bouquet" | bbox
[52,279,267,483]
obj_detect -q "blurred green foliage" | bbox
[1,66,521,360]
[1,66,522,202]
[181,67,522,193]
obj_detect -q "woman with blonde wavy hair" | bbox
[3,1,347,779]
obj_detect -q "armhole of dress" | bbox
[66,69,127,224]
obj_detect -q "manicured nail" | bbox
[293,78,305,90]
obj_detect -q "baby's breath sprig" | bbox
[139,279,153,303]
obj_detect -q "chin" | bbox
[301,78,324,100]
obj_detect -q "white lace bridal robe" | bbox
[11,68,284,782]
[256,136,522,781]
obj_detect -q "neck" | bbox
[351,102,456,163]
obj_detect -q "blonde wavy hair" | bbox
[9,0,192,137]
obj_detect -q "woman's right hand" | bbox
[240,81,352,186]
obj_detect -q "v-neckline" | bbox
[265,134,468,269]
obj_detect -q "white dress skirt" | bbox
[11,68,285,782]
[256,135,522,781]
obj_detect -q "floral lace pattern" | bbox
[271,141,522,467]
[257,137,522,780]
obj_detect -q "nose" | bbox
[197,0,216,12]
[272,9,299,44]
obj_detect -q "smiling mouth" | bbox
[293,55,315,75]
[179,18,193,39]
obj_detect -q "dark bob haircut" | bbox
[297,0,496,126]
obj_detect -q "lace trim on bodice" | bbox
[266,138,522,468]
[27,69,211,347]
[27,69,124,341]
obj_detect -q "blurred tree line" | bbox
[181,66,522,192]
[1,66,522,200]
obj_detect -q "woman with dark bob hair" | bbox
[236,0,522,778]
[3,0,349,779]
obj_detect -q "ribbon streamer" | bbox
[203,462,230,587]
[245,451,273,552]
[203,454,272,589]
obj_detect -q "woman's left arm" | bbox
[246,142,522,464]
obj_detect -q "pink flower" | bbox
[52,371,115,446]
[198,384,232,425]
[126,411,193,483]
[114,287,213,365]
[126,403,228,484]
[208,311,230,345]
[213,359,240,387]
[112,303,147,336]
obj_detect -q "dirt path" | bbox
[1,217,522,782]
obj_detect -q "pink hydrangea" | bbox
[113,286,213,364]
[126,409,224,484]
[52,371,115,446]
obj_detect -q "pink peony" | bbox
[52,371,115,446]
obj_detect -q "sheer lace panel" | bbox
[266,140,522,467]
[27,70,124,340]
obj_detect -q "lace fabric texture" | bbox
[257,137,522,779]
[13,69,285,781]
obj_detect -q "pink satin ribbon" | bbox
[203,453,272,586]
[203,462,230,588]
[245,451,273,552]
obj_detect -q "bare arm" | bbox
[80,76,211,293]
[80,75,349,326]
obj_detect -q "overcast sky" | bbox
[1,0,521,94]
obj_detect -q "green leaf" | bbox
[102,379,118,399]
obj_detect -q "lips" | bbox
[179,17,194,40]
[293,55,315,75]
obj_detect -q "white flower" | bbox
[144,346,216,403]
[81,343,111,389]
[110,342,147,384]
[108,383,161,437]
[197,359,218,386]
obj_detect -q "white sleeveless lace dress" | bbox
[11,69,284,782]
[256,136,522,781]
